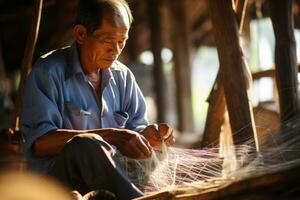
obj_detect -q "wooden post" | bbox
[13,0,43,130]
[270,0,299,122]
[169,0,194,132]
[208,0,258,150]
[201,74,226,148]
[0,41,5,78]
[125,1,140,62]
[200,0,248,148]
[147,0,167,123]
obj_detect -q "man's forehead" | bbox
[92,19,129,37]
[101,5,130,29]
[93,30,129,38]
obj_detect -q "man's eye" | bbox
[95,37,111,44]
[103,40,112,44]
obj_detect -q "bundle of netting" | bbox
[121,117,300,193]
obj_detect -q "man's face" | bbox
[79,7,130,70]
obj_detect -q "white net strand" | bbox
[122,117,300,193]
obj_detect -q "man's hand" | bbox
[140,123,175,148]
[34,128,153,158]
[71,132,153,159]
[115,129,152,159]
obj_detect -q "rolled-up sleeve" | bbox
[20,62,63,156]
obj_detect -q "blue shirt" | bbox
[20,44,149,172]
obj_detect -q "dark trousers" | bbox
[48,136,143,200]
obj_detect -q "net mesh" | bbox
[122,118,300,193]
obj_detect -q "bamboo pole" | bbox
[12,0,43,131]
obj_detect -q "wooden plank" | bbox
[269,0,299,122]
[208,0,258,149]
[169,0,194,132]
[147,0,167,123]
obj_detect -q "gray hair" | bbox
[76,0,133,35]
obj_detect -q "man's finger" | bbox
[158,123,173,139]
[141,135,152,150]
[127,139,144,159]
[136,135,152,158]
[165,133,175,146]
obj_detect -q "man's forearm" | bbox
[33,128,121,157]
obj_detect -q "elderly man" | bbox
[20,0,173,199]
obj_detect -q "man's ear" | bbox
[73,24,87,44]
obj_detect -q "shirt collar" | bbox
[66,43,85,80]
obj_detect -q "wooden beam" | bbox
[13,0,43,130]
[192,20,213,47]
[269,0,299,122]
[200,0,249,148]
[252,69,274,80]
[252,65,300,80]
[193,30,213,47]
[169,0,194,132]
[192,12,210,31]
[200,74,226,148]
[185,0,207,27]
[201,62,300,148]
[208,0,259,149]
[147,0,167,123]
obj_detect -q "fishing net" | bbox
[121,117,300,193]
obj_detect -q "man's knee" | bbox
[62,135,113,157]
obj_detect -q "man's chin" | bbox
[99,60,115,68]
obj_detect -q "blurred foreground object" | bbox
[0,172,73,200]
